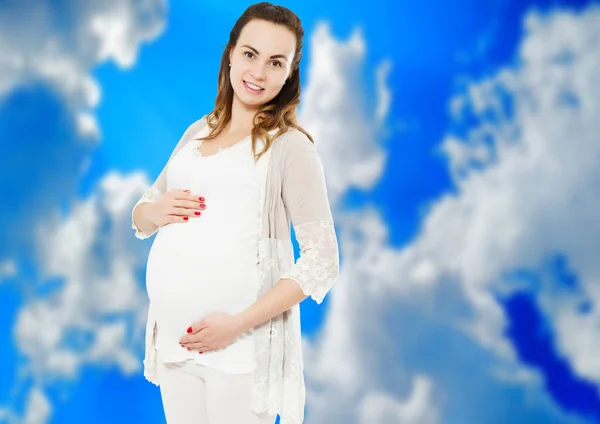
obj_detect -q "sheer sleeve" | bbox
[131,117,206,239]
[279,130,340,304]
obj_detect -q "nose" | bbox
[251,63,267,81]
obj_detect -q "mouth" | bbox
[243,80,265,93]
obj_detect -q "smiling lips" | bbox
[243,80,264,93]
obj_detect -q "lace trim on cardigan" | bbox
[279,221,339,305]
[252,237,305,423]
[131,186,162,240]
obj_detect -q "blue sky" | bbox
[1,0,599,423]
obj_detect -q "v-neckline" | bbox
[192,135,251,158]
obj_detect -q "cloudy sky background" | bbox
[1,0,599,423]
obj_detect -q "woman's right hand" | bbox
[148,189,206,228]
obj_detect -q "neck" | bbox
[228,95,258,134]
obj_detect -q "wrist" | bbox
[133,202,158,234]
[234,311,252,334]
[144,202,157,226]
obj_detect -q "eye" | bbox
[244,51,254,58]
[271,61,283,67]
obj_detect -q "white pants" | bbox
[156,353,277,424]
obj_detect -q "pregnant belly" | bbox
[145,236,259,332]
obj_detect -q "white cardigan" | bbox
[132,115,340,424]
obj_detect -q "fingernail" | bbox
[194,211,201,216]
[187,347,191,351]
[184,190,190,193]
[183,217,189,221]
[198,352,203,355]
[199,197,205,202]
[187,327,193,334]
[199,204,206,210]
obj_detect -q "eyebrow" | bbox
[240,45,289,62]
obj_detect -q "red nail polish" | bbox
[199,204,206,209]
[195,211,201,216]
[199,352,203,354]
[187,347,191,351]
[199,197,205,202]
[187,327,193,334]
[183,217,189,221]
[184,190,190,193]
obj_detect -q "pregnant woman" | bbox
[131,3,340,424]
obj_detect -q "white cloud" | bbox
[14,171,152,382]
[432,5,600,377]
[4,171,155,420]
[305,205,586,423]
[0,0,167,138]
[0,171,157,424]
[299,23,389,206]
[310,4,600,379]
[23,388,51,424]
[358,376,438,424]
[0,386,51,424]
[0,2,167,417]
[0,0,167,270]
[375,59,393,128]
[301,4,600,424]
[302,209,447,424]
[0,259,17,281]
[297,24,441,424]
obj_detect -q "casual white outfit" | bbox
[146,124,260,374]
[132,115,340,424]
[156,351,276,424]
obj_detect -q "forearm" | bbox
[236,278,309,333]
[133,202,158,235]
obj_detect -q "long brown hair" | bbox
[199,2,313,162]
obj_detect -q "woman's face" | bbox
[229,19,296,111]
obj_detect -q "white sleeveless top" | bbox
[145,125,262,374]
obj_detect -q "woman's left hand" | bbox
[179,312,246,353]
